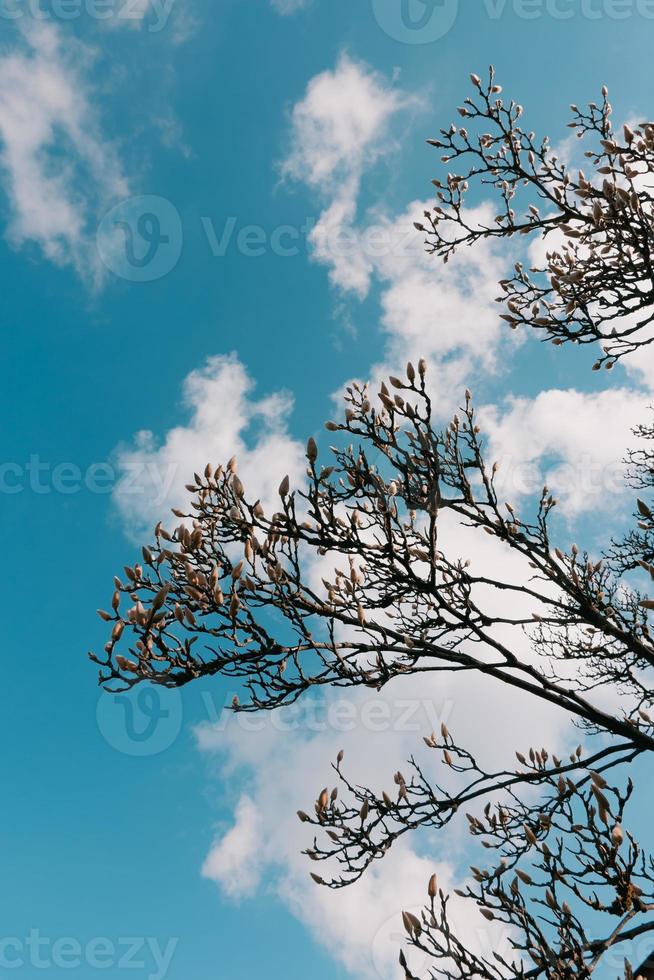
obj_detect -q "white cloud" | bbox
[198,624,569,979]
[282,55,414,298]
[195,507,576,979]
[282,58,517,409]
[185,67,652,973]
[483,387,652,517]
[195,470,643,980]
[112,353,306,541]
[283,58,653,515]
[363,199,515,413]
[0,22,129,283]
[105,57,654,980]
[282,55,407,191]
[202,796,262,900]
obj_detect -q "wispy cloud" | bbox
[0,22,129,284]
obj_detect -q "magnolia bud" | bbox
[307,437,318,463]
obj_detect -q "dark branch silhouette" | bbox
[418,67,654,367]
[92,73,654,980]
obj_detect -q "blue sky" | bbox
[2,2,654,979]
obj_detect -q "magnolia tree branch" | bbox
[418,67,654,366]
[91,367,654,977]
[395,770,654,979]
[91,74,654,980]
[91,370,654,748]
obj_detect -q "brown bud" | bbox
[402,911,422,937]
[306,437,318,463]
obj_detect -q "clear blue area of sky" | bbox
[1,2,653,978]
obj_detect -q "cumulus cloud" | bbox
[198,630,568,978]
[106,57,654,980]
[283,58,654,516]
[282,58,517,409]
[483,386,652,517]
[112,353,306,541]
[361,199,515,413]
[0,22,129,283]
[282,54,415,297]
[186,69,652,972]
[282,55,407,192]
[195,508,576,979]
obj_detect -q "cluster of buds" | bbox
[420,69,654,366]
